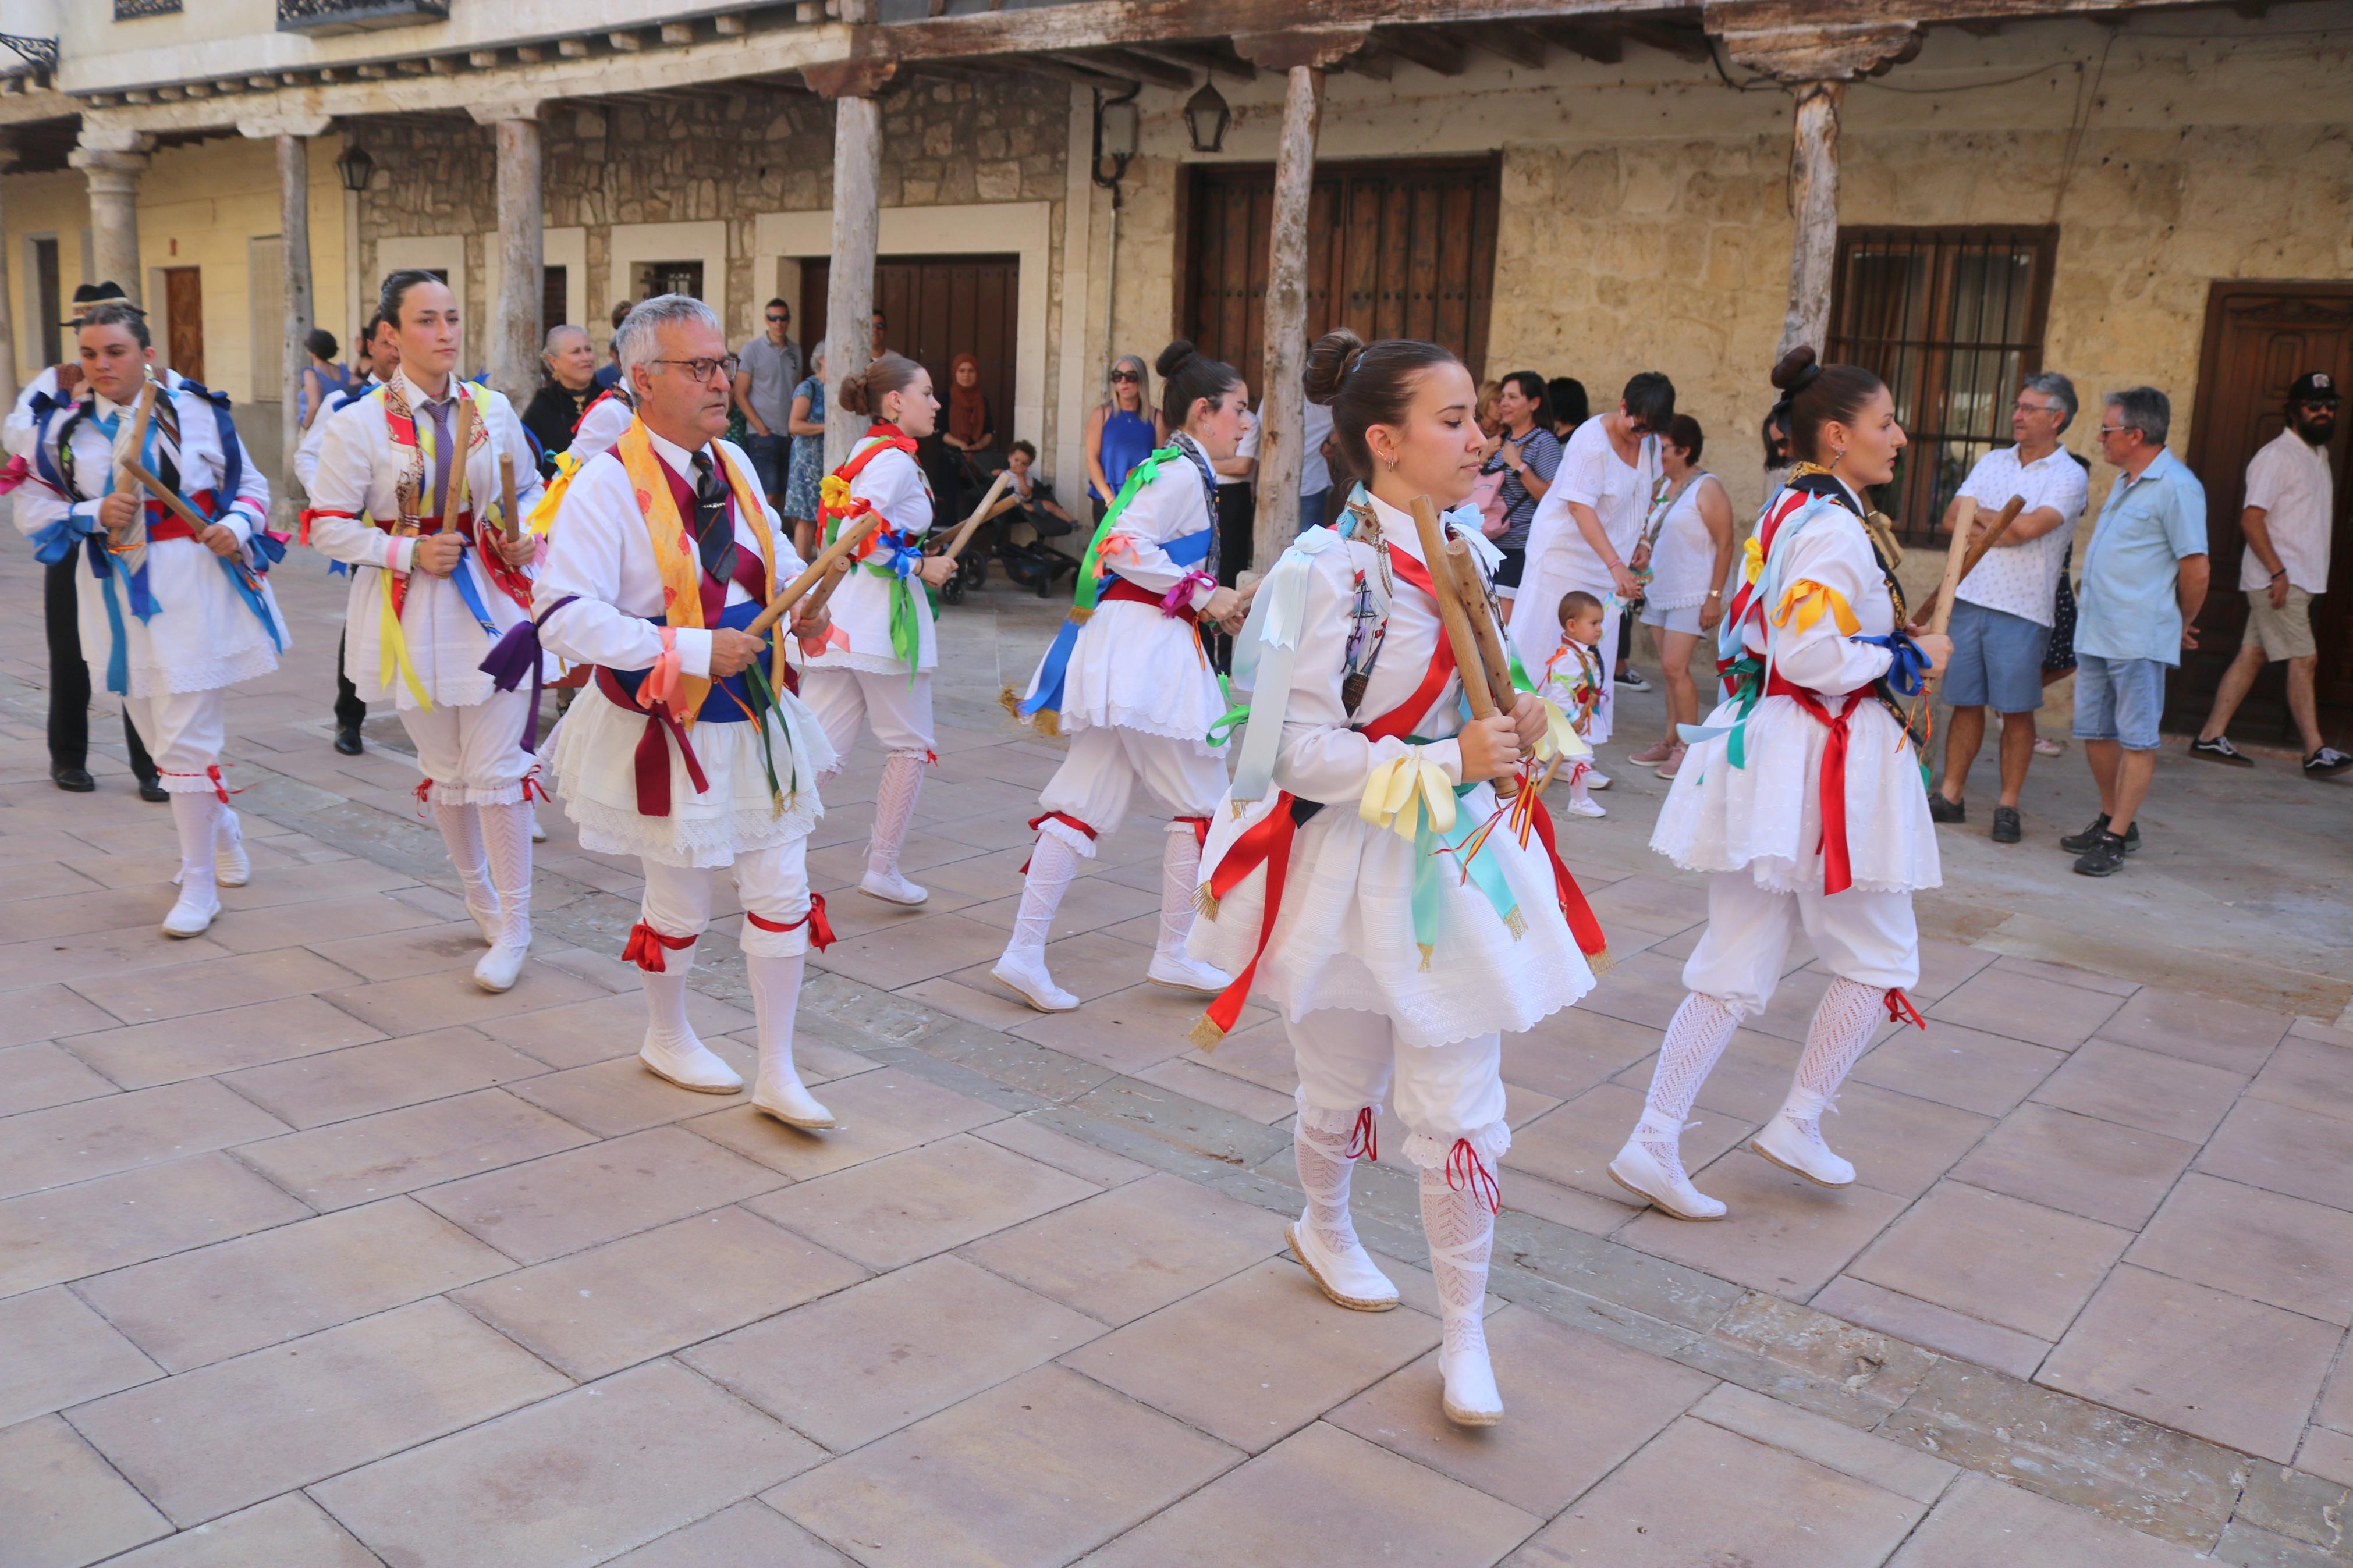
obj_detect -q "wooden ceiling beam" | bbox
[1528,19,1624,64]
[1460,22,1549,69]
[1336,37,1394,78]
[1016,53,1139,91]
[1130,40,1258,82]
[1371,24,1467,76]
[1073,46,1196,88]
[1616,20,1714,62]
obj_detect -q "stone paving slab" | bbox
[2,554,2350,1565]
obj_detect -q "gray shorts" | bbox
[1943,598,2052,714]
[2072,652,2167,751]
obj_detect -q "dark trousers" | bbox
[46,554,157,781]
[1210,482,1257,674]
[334,627,367,733]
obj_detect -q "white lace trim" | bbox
[1293,1091,1372,1134]
[800,648,932,678]
[1059,704,1226,754]
[1402,1119,1511,1172]
[563,794,821,869]
[424,780,527,807]
[127,640,282,698]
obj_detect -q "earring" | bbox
[1832,447,1846,464]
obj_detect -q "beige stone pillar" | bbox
[807,44,894,472]
[490,115,546,411]
[70,147,150,306]
[0,136,17,413]
[276,134,314,526]
[1234,30,1365,568]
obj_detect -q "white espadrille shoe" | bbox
[1607,1132,1728,1221]
[1286,1218,1400,1312]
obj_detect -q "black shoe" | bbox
[2060,813,2139,855]
[1614,666,1651,692]
[2305,746,2353,778]
[2072,829,2131,877]
[1991,805,2021,844]
[1928,792,1965,824]
[2188,735,2255,767]
[137,777,170,803]
[51,765,95,793]
[334,724,365,756]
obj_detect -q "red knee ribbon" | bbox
[622,920,697,972]
[520,770,551,804]
[1884,986,1926,1029]
[1176,814,1211,849]
[744,892,835,951]
[1345,1106,1378,1164]
[413,778,434,808]
[162,765,239,803]
[1446,1139,1501,1214]
[1020,810,1097,873]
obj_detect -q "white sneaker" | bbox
[1286,1218,1400,1311]
[530,816,548,844]
[992,950,1078,1012]
[639,1034,743,1094]
[1439,1326,1504,1427]
[858,867,929,906]
[753,1074,837,1129]
[1584,769,1612,791]
[1146,951,1231,994]
[1751,1112,1855,1187]
[161,884,220,938]
[473,938,528,994]
[1564,797,1607,819]
[1607,1134,1727,1220]
[214,812,250,888]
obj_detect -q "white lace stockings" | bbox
[1419,1162,1496,1359]
[1009,831,1080,958]
[433,801,494,920]
[867,750,927,879]
[1156,822,1204,958]
[1779,976,1884,1143]
[1294,1115,1371,1260]
[476,800,533,947]
[1635,993,1740,1182]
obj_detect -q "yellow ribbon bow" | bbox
[1360,749,1457,841]
[1742,534,1765,585]
[1775,578,1859,636]
[1531,696,1591,765]
[818,472,853,520]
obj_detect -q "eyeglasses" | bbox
[649,355,740,383]
[766,314,787,324]
[1110,370,1140,383]
[2095,425,2136,438]
[2012,400,2058,416]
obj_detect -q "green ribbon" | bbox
[1720,655,1765,770]
[739,658,798,808]
[1393,734,1522,963]
[1073,446,1181,615]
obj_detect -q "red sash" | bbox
[141,490,219,542]
[1766,670,1865,895]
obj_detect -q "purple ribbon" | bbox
[480,593,577,753]
[1160,570,1215,619]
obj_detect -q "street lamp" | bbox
[1184,80,1229,155]
[334,139,374,193]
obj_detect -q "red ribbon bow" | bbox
[744,893,836,952]
[1884,987,1926,1029]
[622,920,697,972]
[1345,1106,1379,1163]
[1446,1139,1501,1214]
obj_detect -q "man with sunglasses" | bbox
[733,298,801,509]
[2192,371,2348,777]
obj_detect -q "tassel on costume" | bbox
[1192,883,1220,920]
[1587,946,1615,977]
[998,686,1023,721]
[1186,1014,1226,1052]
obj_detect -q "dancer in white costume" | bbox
[11,302,287,936]
[796,354,957,906]
[308,273,545,993]
[1611,347,1950,1219]
[1189,332,1607,1427]
[995,337,1246,1011]
[535,296,840,1126]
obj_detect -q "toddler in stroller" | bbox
[941,441,1083,602]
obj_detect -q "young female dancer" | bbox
[1188,330,1601,1428]
[796,354,956,906]
[308,272,545,991]
[994,339,1246,1010]
[12,301,285,936]
[1612,347,1949,1219]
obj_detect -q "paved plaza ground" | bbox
[3,544,2351,1567]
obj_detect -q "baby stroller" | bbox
[935,450,1082,603]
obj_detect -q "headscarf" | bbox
[947,353,989,447]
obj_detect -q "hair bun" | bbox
[836,368,871,417]
[1154,339,1199,380]
[1301,328,1367,407]
[1770,344,1822,395]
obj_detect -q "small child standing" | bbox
[1543,590,1609,818]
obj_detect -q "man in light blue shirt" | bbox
[2064,386,2209,877]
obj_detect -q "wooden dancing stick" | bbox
[499,452,520,544]
[1925,495,2027,637]
[931,470,1016,564]
[110,381,161,554]
[119,457,215,538]
[1409,496,1519,799]
[438,395,478,535]
[1444,538,1522,717]
[745,509,888,638]
[797,555,853,625]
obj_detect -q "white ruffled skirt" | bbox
[1651,691,1942,894]
[1027,600,1227,755]
[1187,783,1596,1050]
[543,679,836,869]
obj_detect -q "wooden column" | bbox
[482,109,546,411]
[276,134,315,528]
[1235,29,1366,569]
[807,47,895,472]
[1777,81,1840,362]
[0,136,17,414]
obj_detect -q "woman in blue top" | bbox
[781,346,826,560]
[1086,353,1158,524]
[298,329,350,431]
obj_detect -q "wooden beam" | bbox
[609,31,644,52]
[661,22,695,44]
[1370,25,1466,76]
[1957,17,2004,33]
[1074,47,1195,88]
[1131,40,1257,81]
[714,13,748,35]
[1017,54,1138,90]
[1529,20,1622,64]
[1339,38,1393,79]
[1616,20,1713,62]
[557,38,590,59]
[469,49,501,67]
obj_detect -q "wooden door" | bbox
[163,266,203,385]
[1183,157,1500,399]
[800,254,1019,443]
[2175,283,2353,734]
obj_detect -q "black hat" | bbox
[2288,371,2338,406]
[64,280,141,327]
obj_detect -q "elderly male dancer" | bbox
[535,296,840,1126]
